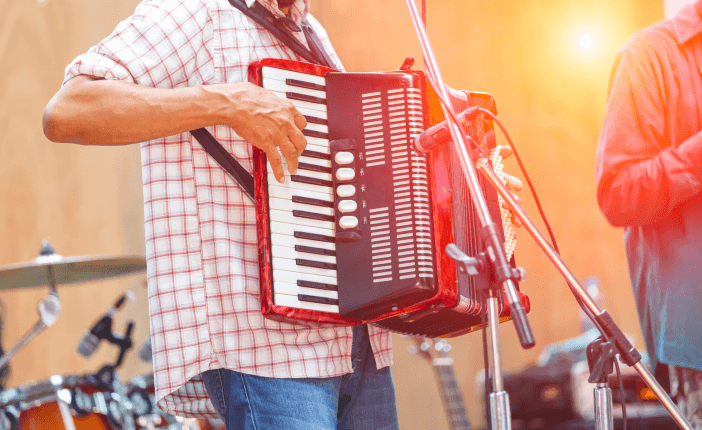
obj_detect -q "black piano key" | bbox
[292,195,334,208]
[291,174,333,188]
[293,210,335,223]
[298,279,338,291]
[298,294,339,306]
[303,115,328,126]
[298,162,331,174]
[294,231,336,243]
[302,129,329,140]
[296,259,337,271]
[287,92,326,105]
[301,150,331,160]
[286,79,326,92]
[295,245,336,257]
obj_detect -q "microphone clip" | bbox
[93,320,135,389]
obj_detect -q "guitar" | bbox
[408,337,472,430]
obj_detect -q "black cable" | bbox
[614,358,628,430]
[476,107,610,341]
[475,107,558,254]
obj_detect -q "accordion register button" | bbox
[339,216,359,229]
[335,168,355,181]
[336,184,356,198]
[338,200,357,213]
[334,152,354,165]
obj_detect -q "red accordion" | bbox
[248,58,529,338]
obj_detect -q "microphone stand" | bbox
[403,2,534,430]
[478,163,692,429]
[402,1,692,429]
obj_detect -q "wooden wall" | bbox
[0,0,663,428]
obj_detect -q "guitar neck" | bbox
[432,358,471,430]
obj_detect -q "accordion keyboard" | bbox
[262,67,342,314]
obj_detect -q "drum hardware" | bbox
[0,239,146,370]
[0,238,146,291]
[0,292,61,369]
[136,337,152,363]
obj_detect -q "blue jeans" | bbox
[200,325,399,430]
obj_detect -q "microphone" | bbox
[76,291,135,358]
[414,106,480,153]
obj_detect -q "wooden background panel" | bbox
[0,0,664,428]
[0,0,151,387]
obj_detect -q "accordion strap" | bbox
[191,0,335,201]
[190,128,256,199]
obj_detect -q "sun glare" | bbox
[578,33,595,51]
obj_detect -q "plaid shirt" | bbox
[63,0,392,418]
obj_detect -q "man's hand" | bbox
[498,145,524,228]
[216,82,307,183]
[44,78,307,184]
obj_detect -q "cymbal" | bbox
[0,243,146,291]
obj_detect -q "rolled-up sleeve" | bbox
[595,38,702,227]
[63,0,215,88]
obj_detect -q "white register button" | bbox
[336,184,356,198]
[335,152,354,165]
[339,216,359,229]
[338,200,357,213]
[336,168,355,181]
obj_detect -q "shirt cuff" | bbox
[63,53,135,86]
[676,129,702,180]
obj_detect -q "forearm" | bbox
[597,133,702,226]
[43,76,235,145]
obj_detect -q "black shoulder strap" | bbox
[191,0,337,202]
[190,128,256,199]
[227,0,333,68]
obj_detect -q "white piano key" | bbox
[273,293,339,313]
[272,257,337,278]
[268,174,333,195]
[269,89,327,114]
[270,233,336,251]
[305,136,330,148]
[296,106,328,121]
[270,221,336,238]
[268,197,335,216]
[267,185,333,202]
[274,282,338,299]
[298,156,332,168]
[290,169,333,181]
[262,77,327,99]
[261,67,327,86]
[268,165,331,182]
[272,269,337,286]
[304,122,329,134]
[302,143,331,155]
[270,209,335,230]
[271,245,337,264]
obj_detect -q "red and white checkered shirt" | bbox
[63,0,393,418]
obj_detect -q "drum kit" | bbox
[0,240,224,430]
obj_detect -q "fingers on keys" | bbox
[504,174,523,192]
[498,145,513,159]
[271,110,308,183]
